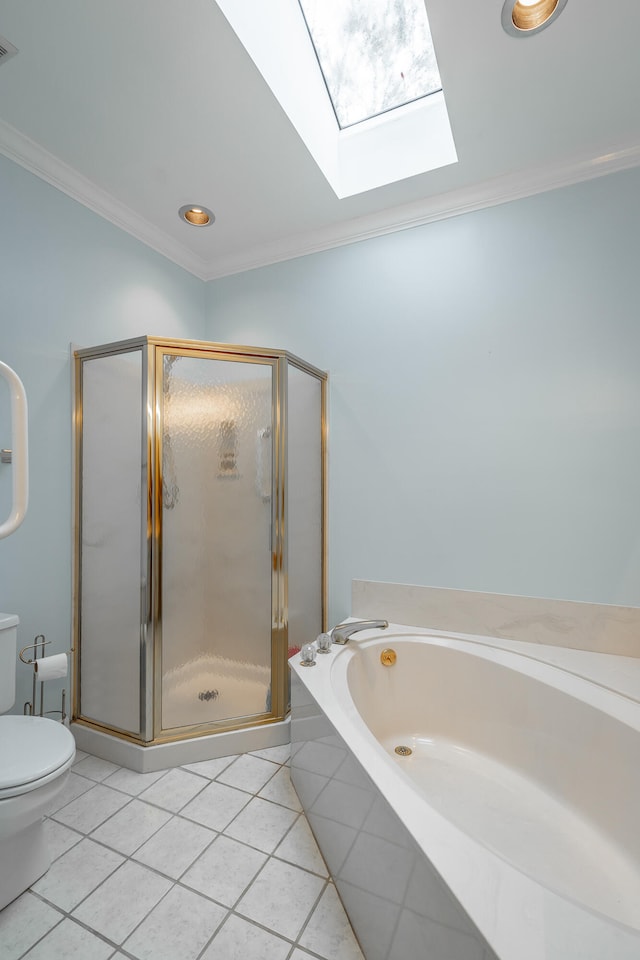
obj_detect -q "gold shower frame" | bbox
[72,336,327,746]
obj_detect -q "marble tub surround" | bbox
[0,745,364,960]
[352,580,640,657]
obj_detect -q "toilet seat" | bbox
[0,716,76,799]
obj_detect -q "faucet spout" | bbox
[330,619,389,645]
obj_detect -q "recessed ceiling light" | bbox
[502,0,568,36]
[178,204,215,226]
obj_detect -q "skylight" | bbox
[298,0,442,129]
[215,0,457,198]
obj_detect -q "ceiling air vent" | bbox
[0,35,18,66]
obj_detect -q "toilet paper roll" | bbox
[34,653,68,681]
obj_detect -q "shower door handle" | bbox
[0,361,29,539]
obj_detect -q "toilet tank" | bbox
[0,613,18,712]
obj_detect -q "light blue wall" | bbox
[2,149,640,714]
[0,154,205,710]
[206,167,640,622]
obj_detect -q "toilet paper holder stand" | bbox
[19,634,73,722]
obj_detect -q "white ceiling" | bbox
[0,0,639,280]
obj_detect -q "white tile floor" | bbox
[1,746,365,960]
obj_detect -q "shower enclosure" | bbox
[72,337,326,754]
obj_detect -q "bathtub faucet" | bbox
[330,619,389,645]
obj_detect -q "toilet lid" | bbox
[0,716,76,790]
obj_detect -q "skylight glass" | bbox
[298,0,442,129]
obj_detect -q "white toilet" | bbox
[0,613,76,910]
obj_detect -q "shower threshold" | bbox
[70,716,291,773]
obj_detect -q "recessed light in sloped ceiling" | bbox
[502,0,569,37]
[179,205,215,227]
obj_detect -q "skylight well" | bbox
[215,0,457,198]
[298,0,443,129]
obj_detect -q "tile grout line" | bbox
[51,753,289,840]
[290,877,331,955]
[18,889,125,960]
[15,749,353,960]
[48,798,324,888]
[12,902,67,960]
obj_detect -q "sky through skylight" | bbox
[298,0,442,129]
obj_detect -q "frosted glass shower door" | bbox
[159,352,276,732]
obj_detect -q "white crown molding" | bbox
[0,118,211,280]
[1,115,640,283]
[202,140,640,280]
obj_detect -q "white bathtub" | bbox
[290,623,640,960]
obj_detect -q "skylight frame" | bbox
[214,0,457,198]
